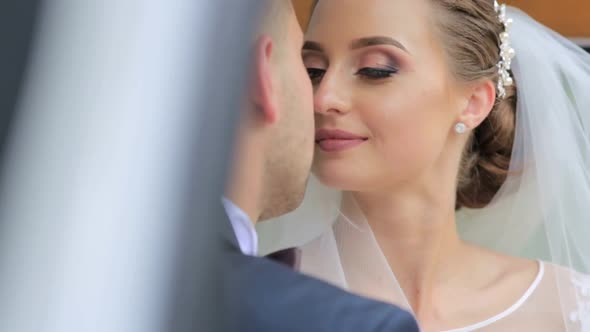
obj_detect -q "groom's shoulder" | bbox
[222,251,419,332]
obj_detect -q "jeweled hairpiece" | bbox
[494,1,515,99]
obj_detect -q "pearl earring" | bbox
[455,122,467,134]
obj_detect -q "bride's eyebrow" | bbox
[303,37,409,54]
[303,41,325,52]
[351,36,409,54]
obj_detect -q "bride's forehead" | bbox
[306,0,435,50]
[310,0,433,23]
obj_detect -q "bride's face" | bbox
[304,0,467,192]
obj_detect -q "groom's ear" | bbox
[250,35,279,125]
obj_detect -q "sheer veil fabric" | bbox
[266,7,590,331]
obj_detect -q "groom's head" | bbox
[228,1,314,222]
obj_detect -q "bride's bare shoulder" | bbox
[469,245,539,287]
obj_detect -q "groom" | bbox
[221,1,419,331]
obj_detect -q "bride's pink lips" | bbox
[315,129,368,152]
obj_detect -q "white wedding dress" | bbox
[262,6,590,332]
[299,211,590,331]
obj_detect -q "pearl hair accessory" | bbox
[455,122,467,134]
[494,1,516,99]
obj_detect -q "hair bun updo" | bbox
[430,0,519,209]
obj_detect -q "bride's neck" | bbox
[348,188,469,311]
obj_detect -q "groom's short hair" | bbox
[259,0,293,43]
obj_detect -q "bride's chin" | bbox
[312,164,360,192]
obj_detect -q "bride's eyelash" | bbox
[306,64,398,84]
[355,65,398,80]
[306,68,326,84]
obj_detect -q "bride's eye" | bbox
[306,68,326,84]
[356,67,398,80]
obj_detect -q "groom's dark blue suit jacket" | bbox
[221,215,420,332]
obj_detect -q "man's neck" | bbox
[225,191,260,225]
[225,149,265,224]
[226,121,270,224]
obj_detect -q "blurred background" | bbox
[0,1,259,331]
[293,0,590,52]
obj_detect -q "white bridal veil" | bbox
[262,7,590,331]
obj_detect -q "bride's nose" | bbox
[314,71,351,116]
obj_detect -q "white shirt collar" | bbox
[222,197,258,256]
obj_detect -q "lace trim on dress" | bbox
[569,273,590,330]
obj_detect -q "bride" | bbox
[264,0,590,331]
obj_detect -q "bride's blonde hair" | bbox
[431,0,518,209]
